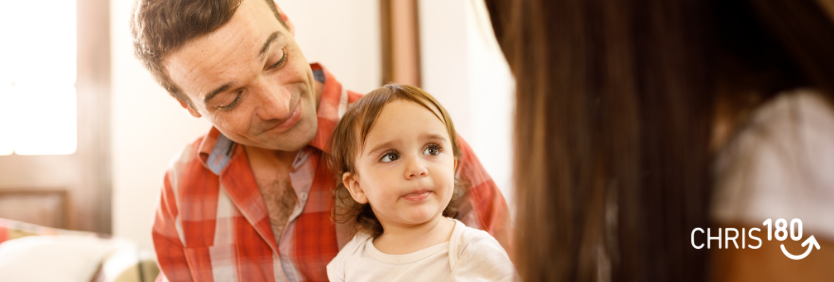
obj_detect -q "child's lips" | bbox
[401,190,432,201]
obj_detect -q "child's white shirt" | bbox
[326,218,516,282]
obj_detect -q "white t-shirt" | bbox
[712,89,834,239]
[326,218,516,282]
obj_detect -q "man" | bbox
[131,0,512,281]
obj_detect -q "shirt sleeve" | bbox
[454,135,514,254]
[452,231,517,282]
[152,170,193,282]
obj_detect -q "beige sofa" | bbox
[0,218,159,282]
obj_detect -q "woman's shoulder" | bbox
[735,89,833,138]
[717,89,834,173]
[712,88,834,237]
[715,89,834,189]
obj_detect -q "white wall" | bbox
[420,0,515,207]
[110,0,212,248]
[110,0,381,248]
[277,0,381,94]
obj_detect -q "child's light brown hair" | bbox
[327,83,466,238]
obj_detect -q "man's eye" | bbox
[268,48,287,70]
[380,151,399,163]
[423,145,441,156]
[219,92,242,110]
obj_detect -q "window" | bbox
[0,1,78,155]
[0,0,111,233]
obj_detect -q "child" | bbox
[326,84,516,281]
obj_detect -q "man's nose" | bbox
[252,77,293,121]
[403,157,429,180]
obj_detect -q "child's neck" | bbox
[373,216,455,255]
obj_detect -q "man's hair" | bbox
[131,0,288,106]
[327,84,466,238]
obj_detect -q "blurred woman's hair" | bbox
[484,0,834,281]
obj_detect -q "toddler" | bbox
[326,84,515,281]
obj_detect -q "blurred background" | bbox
[0,0,513,251]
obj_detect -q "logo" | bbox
[691,218,820,260]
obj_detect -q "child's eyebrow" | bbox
[421,133,448,142]
[365,140,401,157]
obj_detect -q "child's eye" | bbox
[423,144,441,156]
[380,151,399,163]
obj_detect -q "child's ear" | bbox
[342,172,368,204]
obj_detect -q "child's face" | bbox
[343,99,456,229]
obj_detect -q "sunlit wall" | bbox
[420,0,515,209]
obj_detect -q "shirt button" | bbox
[300,192,308,201]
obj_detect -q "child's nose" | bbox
[404,158,429,179]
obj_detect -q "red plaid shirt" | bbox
[152,64,512,282]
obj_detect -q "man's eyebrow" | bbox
[203,83,232,104]
[203,31,281,105]
[259,31,281,60]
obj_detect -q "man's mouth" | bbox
[263,100,303,134]
[401,190,432,202]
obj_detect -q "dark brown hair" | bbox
[327,84,465,238]
[484,0,834,281]
[130,0,287,106]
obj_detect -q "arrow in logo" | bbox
[781,235,821,260]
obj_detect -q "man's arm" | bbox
[152,172,193,282]
[454,135,514,254]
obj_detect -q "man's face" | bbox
[164,0,318,151]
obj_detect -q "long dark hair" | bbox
[484,0,834,281]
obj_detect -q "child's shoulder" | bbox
[448,218,506,259]
[335,231,373,257]
[452,220,491,241]
[448,219,516,281]
[327,231,373,281]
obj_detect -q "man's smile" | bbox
[258,98,304,134]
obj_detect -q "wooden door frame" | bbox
[76,0,112,234]
[380,0,422,87]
